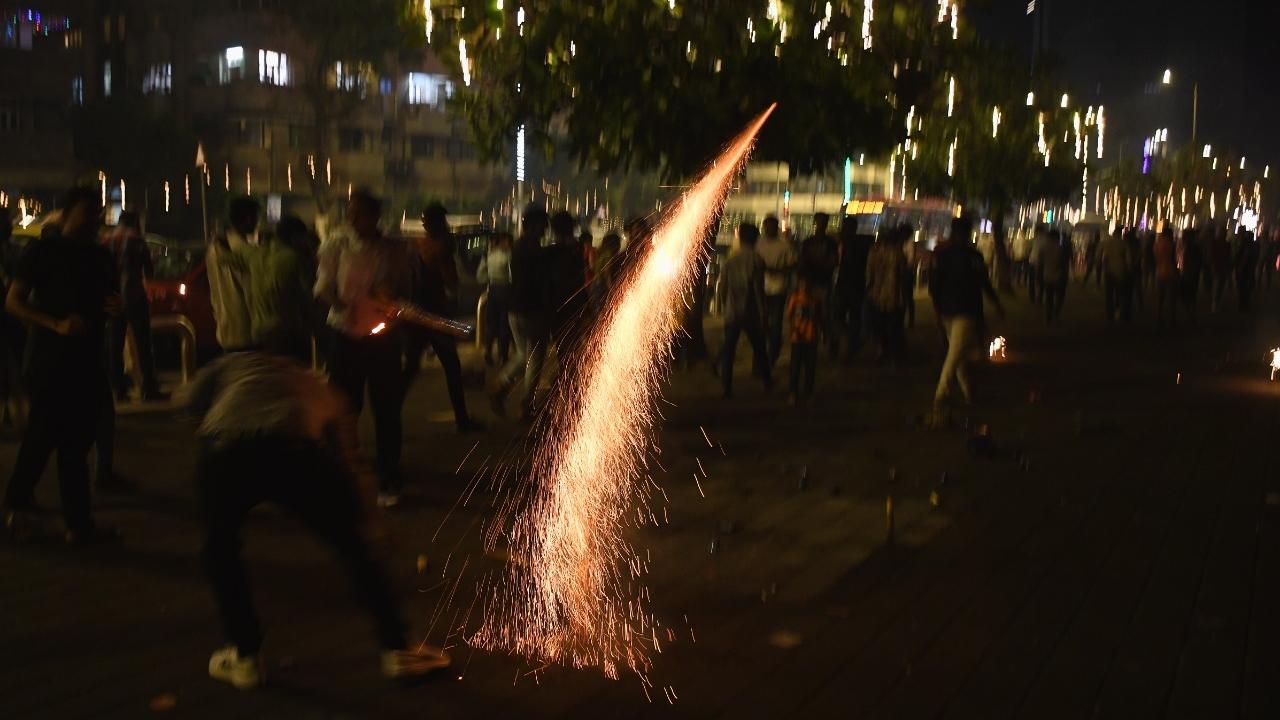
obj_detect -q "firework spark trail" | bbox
[473,105,776,679]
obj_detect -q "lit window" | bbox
[258,49,289,86]
[220,46,244,84]
[405,72,453,107]
[72,75,84,106]
[143,63,173,94]
[103,60,112,97]
[333,61,371,94]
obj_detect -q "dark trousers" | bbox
[1044,279,1066,325]
[197,437,407,657]
[484,285,512,363]
[1104,276,1132,325]
[721,313,771,396]
[789,342,817,397]
[763,294,787,366]
[829,289,864,358]
[328,332,403,493]
[96,383,115,482]
[868,304,906,362]
[403,328,471,428]
[4,374,105,532]
[1156,278,1178,327]
[1237,271,1256,310]
[109,299,159,397]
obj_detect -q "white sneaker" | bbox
[377,492,402,509]
[381,646,451,679]
[208,645,262,690]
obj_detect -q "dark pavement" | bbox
[3,280,1280,719]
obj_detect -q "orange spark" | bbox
[473,105,777,679]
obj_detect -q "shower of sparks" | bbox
[472,104,777,680]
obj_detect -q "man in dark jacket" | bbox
[929,217,1003,410]
[107,211,163,401]
[3,187,121,544]
[490,205,550,419]
[831,222,872,362]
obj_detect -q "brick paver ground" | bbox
[3,280,1279,719]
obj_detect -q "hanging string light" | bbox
[423,0,432,42]
[184,174,190,204]
[1096,105,1105,159]
[992,106,1001,138]
[459,38,471,86]
[947,75,955,117]
[164,181,170,212]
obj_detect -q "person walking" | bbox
[717,223,771,398]
[830,223,872,362]
[0,205,28,430]
[1040,228,1067,325]
[929,217,1004,411]
[477,232,513,366]
[2,186,121,544]
[182,351,450,690]
[490,205,550,420]
[1179,227,1204,325]
[1154,228,1178,328]
[1101,228,1133,326]
[1235,230,1259,311]
[799,212,838,299]
[315,190,412,508]
[403,204,482,433]
[756,215,795,366]
[866,224,910,366]
[785,277,824,407]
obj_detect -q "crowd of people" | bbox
[1,184,1273,691]
[1012,222,1271,327]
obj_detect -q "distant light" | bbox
[516,124,526,182]
[1162,68,1172,85]
[1025,91,1034,106]
[179,283,187,296]
[1203,144,1212,158]
[1241,157,1247,170]
[1060,93,1068,108]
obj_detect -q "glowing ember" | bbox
[989,336,1007,359]
[369,321,386,335]
[472,105,777,680]
[1270,348,1280,380]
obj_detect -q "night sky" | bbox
[972,0,1280,165]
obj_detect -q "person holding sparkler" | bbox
[315,190,413,508]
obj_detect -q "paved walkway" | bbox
[3,281,1279,719]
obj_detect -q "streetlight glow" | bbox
[1162,68,1172,85]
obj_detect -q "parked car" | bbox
[145,236,219,361]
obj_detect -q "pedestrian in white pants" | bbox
[928,217,1004,410]
[935,314,976,405]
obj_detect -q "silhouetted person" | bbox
[1179,228,1204,325]
[831,223,871,362]
[1101,229,1133,326]
[107,211,163,400]
[404,204,482,433]
[477,232,513,366]
[1235,230,1259,311]
[0,205,27,429]
[717,223,771,398]
[491,205,550,420]
[1154,228,1178,328]
[3,186,121,544]
[866,224,910,365]
[786,276,824,407]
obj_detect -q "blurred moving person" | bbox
[490,205,550,420]
[785,276,824,407]
[929,217,1004,412]
[830,223,872,362]
[756,215,795,366]
[476,232,513,366]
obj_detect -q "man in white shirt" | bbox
[314,190,412,507]
[755,215,795,366]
